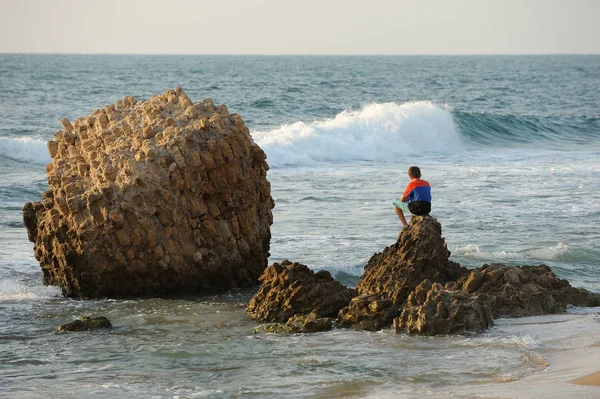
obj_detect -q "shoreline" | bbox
[468,312,600,398]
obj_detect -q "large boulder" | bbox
[452,264,600,318]
[23,88,273,297]
[393,280,493,335]
[246,260,356,324]
[356,216,466,309]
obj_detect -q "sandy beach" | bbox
[468,313,600,399]
[572,371,600,386]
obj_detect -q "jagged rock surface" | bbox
[337,294,398,331]
[356,216,466,309]
[23,88,273,297]
[452,264,600,318]
[246,260,356,323]
[393,280,493,335]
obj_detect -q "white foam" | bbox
[253,102,464,167]
[453,243,570,261]
[0,279,60,301]
[0,136,51,165]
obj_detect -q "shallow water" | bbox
[5,289,591,399]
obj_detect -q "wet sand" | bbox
[455,313,600,399]
[571,370,600,386]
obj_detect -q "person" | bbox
[392,166,431,228]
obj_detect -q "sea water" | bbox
[1,55,599,398]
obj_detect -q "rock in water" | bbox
[247,260,356,323]
[356,216,466,308]
[57,316,113,332]
[337,294,398,331]
[23,88,274,297]
[451,264,600,318]
[393,280,493,335]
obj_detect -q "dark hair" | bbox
[408,166,421,178]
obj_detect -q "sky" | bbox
[0,0,599,55]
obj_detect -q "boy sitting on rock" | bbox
[392,166,431,227]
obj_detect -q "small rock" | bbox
[57,316,113,332]
[337,294,398,331]
[285,314,332,333]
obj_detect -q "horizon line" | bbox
[1,52,599,57]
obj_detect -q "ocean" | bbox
[0,54,599,398]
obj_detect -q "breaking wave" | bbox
[0,137,51,165]
[253,102,600,168]
[253,101,464,167]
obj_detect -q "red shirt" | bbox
[402,179,431,203]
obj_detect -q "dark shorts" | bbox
[408,201,431,216]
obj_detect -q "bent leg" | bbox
[394,206,409,227]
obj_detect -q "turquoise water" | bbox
[1,55,599,398]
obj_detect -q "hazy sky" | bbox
[1,0,599,55]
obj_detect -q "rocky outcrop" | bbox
[451,264,600,318]
[23,88,273,298]
[393,280,493,335]
[245,218,599,335]
[246,260,356,325]
[356,216,466,309]
[337,294,397,331]
[57,316,113,332]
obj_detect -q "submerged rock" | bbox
[23,88,273,298]
[253,314,333,334]
[356,216,466,313]
[246,260,356,324]
[337,294,398,331]
[57,316,112,332]
[452,264,600,318]
[285,314,333,333]
[393,280,493,335]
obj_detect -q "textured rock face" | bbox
[393,280,493,335]
[23,88,273,297]
[246,260,356,323]
[337,294,398,331]
[356,216,466,308]
[452,264,600,318]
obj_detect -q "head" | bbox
[408,166,421,179]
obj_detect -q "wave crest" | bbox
[0,137,51,165]
[0,279,60,302]
[453,243,570,261]
[253,101,464,167]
